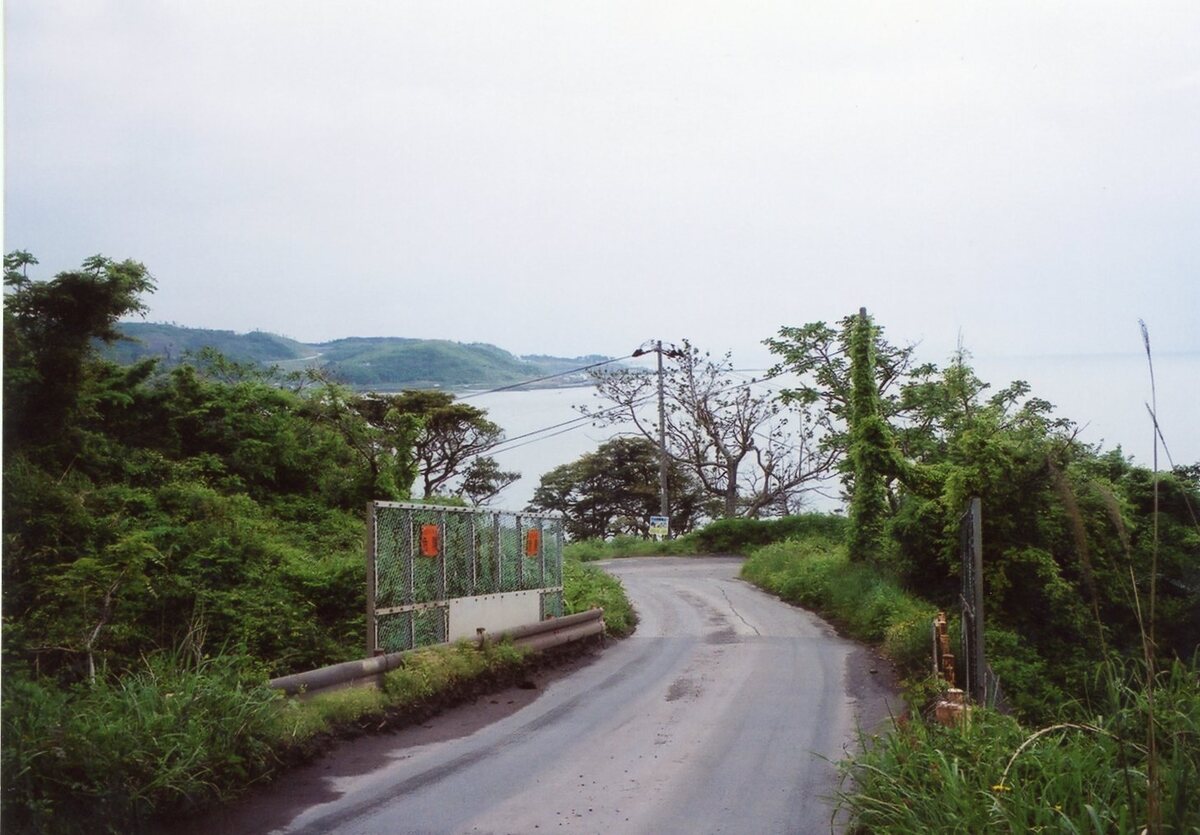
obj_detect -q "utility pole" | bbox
[656,340,669,519]
[632,340,675,532]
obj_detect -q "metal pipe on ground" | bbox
[268,608,606,698]
[269,650,410,697]
[485,608,604,644]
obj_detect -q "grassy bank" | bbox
[3,640,535,834]
[740,537,935,679]
[563,558,637,637]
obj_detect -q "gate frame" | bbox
[366,501,565,656]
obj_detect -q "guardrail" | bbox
[269,608,605,698]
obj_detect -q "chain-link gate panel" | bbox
[368,503,564,654]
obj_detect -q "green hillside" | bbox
[314,337,544,387]
[105,322,609,389]
[106,322,310,365]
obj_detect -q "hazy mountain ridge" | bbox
[105,322,610,389]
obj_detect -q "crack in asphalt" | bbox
[719,585,761,636]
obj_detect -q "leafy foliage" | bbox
[686,513,849,554]
[528,436,712,539]
[563,559,637,637]
[1,254,400,683]
[770,311,1199,723]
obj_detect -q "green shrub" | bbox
[563,539,610,562]
[564,535,693,561]
[690,513,848,554]
[563,559,637,637]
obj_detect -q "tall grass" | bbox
[2,650,281,833]
[839,658,1200,832]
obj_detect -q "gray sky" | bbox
[5,1,1199,368]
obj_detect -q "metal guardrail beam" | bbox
[269,608,605,698]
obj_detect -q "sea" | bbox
[470,352,1199,515]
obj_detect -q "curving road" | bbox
[198,556,899,834]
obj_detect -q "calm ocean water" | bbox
[473,352,1199,514]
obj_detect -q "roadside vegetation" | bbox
[0,253,630,833]
[4,254,1195,832]
[563,559,637,637]
[559,309,1198,831]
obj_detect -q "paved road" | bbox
[216,556,898,834]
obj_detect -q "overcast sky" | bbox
[5,2,1198,369]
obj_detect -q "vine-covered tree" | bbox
[584,340,836,518]
[765,315,938,474]
[846,309,890,563]
[527,437,713,539]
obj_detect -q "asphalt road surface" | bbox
[197,556,899,835]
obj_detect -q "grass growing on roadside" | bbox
[839,658,1200,832]
[563,558,637,637]
[2,641,536,834]
[275,640,530,742]
[564,535,694,561]
[740,537,935,676]
[2,651,282,834]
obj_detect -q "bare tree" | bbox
[584,340,837,518]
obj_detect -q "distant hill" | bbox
[104,322,611,390]
[104,322,311,366]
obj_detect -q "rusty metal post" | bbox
[365,502,378,657]
[969,496,985,703]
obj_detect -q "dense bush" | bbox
[688,513,849,554]
[564,534,695,562]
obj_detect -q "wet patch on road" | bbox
[705,627,740,645]
[666,676,701,702]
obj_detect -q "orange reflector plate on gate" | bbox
[524,529,540,557]
[420,524,440,557]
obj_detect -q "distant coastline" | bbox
[103,321,615,392]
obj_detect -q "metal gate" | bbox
[366,502,565,655]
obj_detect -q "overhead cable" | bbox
[457,354,631,400]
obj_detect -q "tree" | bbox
[385,390,517,501]
[527,437,712,539]
[846,309,891,563]
[4,253,156,452]
[584,340,836,518]
[765,315,938,474]
[459,457,520,506]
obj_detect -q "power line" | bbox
[456,354,631,400]
[478,368,790,462]
[483,392,658,457]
